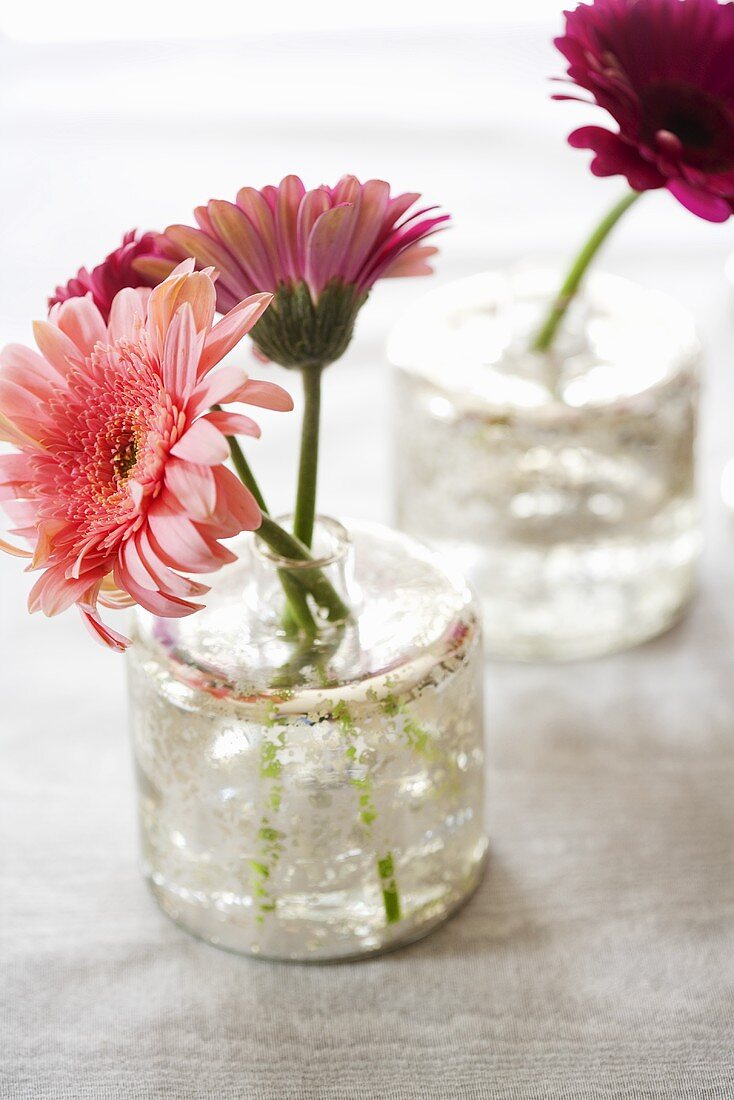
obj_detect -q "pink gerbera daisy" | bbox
[142,176,449,368]
[555,0,734,222]
[49,229,173,322]
[0,262,293,651]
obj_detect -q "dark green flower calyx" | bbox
[251,279,368,370]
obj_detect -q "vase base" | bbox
[144,838,488,963]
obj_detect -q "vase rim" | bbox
[254,514,351,571]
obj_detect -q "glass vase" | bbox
[127,517,486,961]
[389,268,701,662]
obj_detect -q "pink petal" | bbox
[131,255,178,284]
[29,565,102,617]
[0,358,56,405]
[164,224,253,300]
[208,465,262,533]
[187,364,250,419]
[120,536,160,591]
[0,535,32,558]
[197,293,273,376]
[162,303,199,403]
[135,527,210,598]
[297,188,331,262]
[236,377,294,411]
[147,269,216,356]
[0,454,35,486]
[97,582,136,609]
[147,502,236,573]
[164,458,217,520]
[340,179,390,282]
[1,343,61,388]
[208,200,277,291]
[108,287,149,343]
[0,409,40,448]
[114,561,203,618]
[0,378,53,435]
[275,175,307,281]
[305,204,358,295]
[235,187,281,280]
[32,320,84,378]
[52,295,108,358]
[381,243,439,279]
[170,417,230,465]
[204,410,261,438]
[79,607,131,652]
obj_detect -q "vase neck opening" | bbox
[253,514,357,631]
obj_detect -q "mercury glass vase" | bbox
[389,268,701,662]
[127,517,486,962]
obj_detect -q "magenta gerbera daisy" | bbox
[556,0,734,222]
[146,175,449,370]
[0,262,293,650]
[49,229,173,322]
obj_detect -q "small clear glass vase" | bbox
[127,517,486,961]
[389,268,702,662]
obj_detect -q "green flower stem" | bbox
[257,514,350,623]
[225,430,316,635]
[531,190,642,354]
[293,367,323,549]
[225,425,268,514]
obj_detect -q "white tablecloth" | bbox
[2,23,734,1099]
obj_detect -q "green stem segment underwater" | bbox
[531,190,642,354]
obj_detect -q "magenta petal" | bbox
[667,179,732,222]
[569,126,665,190]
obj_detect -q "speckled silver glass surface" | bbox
[128,518,486,961]
[389,269,701,662]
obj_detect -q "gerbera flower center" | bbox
[641,83,734,170]
[111,428,139,484]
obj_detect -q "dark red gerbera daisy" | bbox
[49,229,171,322]
[555,0,734,221]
